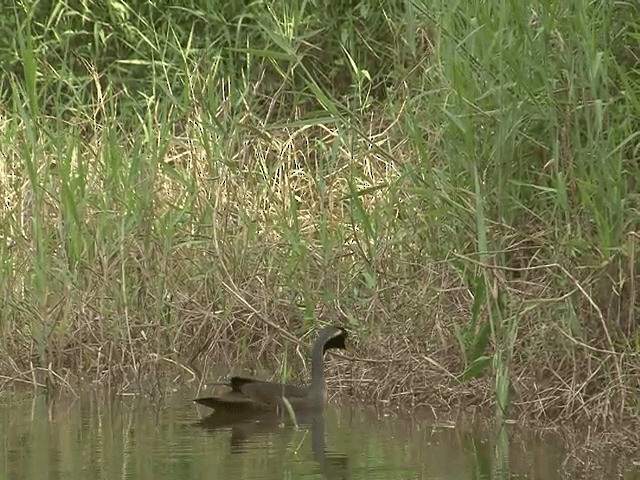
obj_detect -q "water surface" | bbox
[0,392,636,479]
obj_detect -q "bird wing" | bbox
[232,377,308,405]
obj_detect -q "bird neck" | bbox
[309,340,326,394]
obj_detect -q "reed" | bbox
[0,0,638,433]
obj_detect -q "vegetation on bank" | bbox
[0,0,638,428]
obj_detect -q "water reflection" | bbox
[198,409,349,479]
[0,392,637,480]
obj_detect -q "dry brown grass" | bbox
[1,121,638,433]
[1,52,639,477]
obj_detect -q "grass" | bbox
[0,0,638,434]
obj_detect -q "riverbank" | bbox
[1,0,638,452]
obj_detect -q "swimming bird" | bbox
[194,326,347,414]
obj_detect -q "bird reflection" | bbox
[197,409,349,479]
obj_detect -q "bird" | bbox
[194,326,348,415]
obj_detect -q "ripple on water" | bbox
[0,392,636,480]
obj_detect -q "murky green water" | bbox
[0,392,637,479]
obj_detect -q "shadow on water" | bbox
[197,409,349,479]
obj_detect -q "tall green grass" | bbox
[0,0,638,424]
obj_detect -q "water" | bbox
[0,392,637,479]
